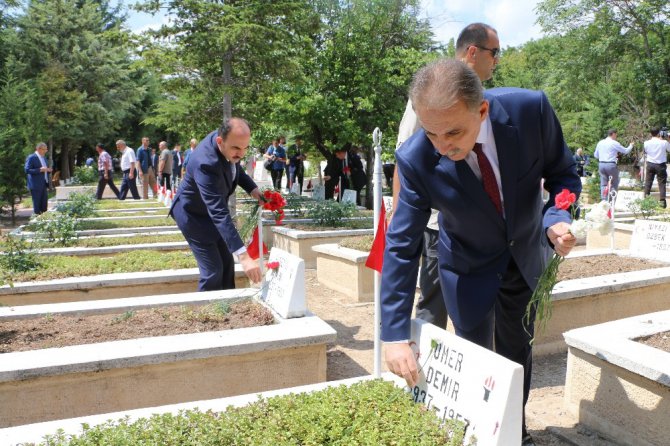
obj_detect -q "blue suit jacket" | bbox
[170,130,257,252]
[25,152,48,191]
[381,88,582,341]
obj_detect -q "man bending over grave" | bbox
[380,59,580,446]
[170,118,263,290]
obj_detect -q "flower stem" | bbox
[524,253,565,343]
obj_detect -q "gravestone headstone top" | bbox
[614,190,644,212]
[409,319,523,445]
[341,189,357,205]
[629,219,670,263]
[312,185,325,201]
[261,248,306,318]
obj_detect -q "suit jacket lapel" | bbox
[487,95,519,231]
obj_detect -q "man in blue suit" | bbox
[24,142,52,215]
[381,60,581,445]
[170,118,262,289]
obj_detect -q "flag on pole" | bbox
[365,203,387,273]
[247,226,268,260]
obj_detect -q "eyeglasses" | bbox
[474,45,500,58]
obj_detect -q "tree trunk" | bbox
[60,142,70,180]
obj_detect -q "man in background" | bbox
[95,143,120,199]
[116,140,140,200]
[136,136,157,199]
[594,129,633,199]
[158,141,173,191]
[172,143,183,189]
[24,142,52,215]
[643,127,670,208]
[287,136,307,194]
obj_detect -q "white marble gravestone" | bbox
[290,183,300,195]
[312,185,325,201]
[614,190,644,212]
[409,319,523,445]
[629,219,670,262]
[341,189,357,204]
[382,196,393,213]
[261,248,306,318]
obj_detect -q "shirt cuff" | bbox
[233,246,247,257]
[384,339,410,344]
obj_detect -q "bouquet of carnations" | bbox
[239,189,286,260]
[524,189,613,339]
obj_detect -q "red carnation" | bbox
[555,189,576,210]
[266,261,280,270]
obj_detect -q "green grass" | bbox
[99,209,170,217]
[34,233,186,248]
[10,250,196,282]
[36,380,468,446]
[339,235,374,251]
[96,200,166,210]
[68,217,175,231]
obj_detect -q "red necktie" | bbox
[473,143,502,216]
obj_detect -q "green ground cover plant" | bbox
[96,200,166,210]
[305,200,359,227]
[339,235,374,251]
[55,192,98,219]
[627,196,667,221]
[70,166,99,186]
[43,217,175,231]
[9,250,196,282]
[100,209,170,218]
[36,380,469,446]
[35,233,185,249]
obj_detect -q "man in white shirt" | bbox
[116,139,140,200]
[643,127,670,208]
[593,129,633,200]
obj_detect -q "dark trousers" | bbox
[449,257,534,432]
[186,234,236,291]
[644,162,667,200]
[415,228,447,328]
[598,162,619,199]
[118,169,140,200]
[289,168,304,194]
[271,169,283,190]
[161,174,172,191]
[96,170,120,199]
[30,184,48,215]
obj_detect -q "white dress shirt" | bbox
[594,137,632,163]
[643,137,670,164]
[120,147,137,171]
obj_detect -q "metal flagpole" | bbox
[372,127,383,377]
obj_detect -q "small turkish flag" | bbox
[246,226,268,260]
[365,204,387,273]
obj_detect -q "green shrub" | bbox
[70,166,98,185]
[30,213,79,246]
[38,380,469,446]
[0,236,41,285]
[55,191,98,218]
[628,196,661,220]
[586,173,601,203]
[305,200,358,226]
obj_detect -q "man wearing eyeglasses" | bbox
[394,22,500,346]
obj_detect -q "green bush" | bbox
[305,200,358,226]
[0,235,41,285]
[70,166,98,185]
[38,380,469,446]
[586,173,601,202]
[30,213,79,246]
[55,191,98,218]
[628,196,661,220]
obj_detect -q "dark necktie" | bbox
[473,143,502,216]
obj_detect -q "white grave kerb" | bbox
[409,319,523,445]
[629,219,670,262]
[261,248,306,318]
[341,189,357,204]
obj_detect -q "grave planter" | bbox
[563,310,670,446]
[0,266,247,306]
[0,290,336,428]
[532,252,670,356]
[312,243,373,302]
[272,226,374,268]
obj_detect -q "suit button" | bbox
[509,240,515,247]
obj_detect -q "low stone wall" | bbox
[563,310,670,446]
[0,267,248,306]
[0,290,336,428]
[33,241,189,257]
[273,226,374,269]
[312,243,373,302]
[533,252,670,356]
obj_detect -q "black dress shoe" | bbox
[521,433,536,446]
